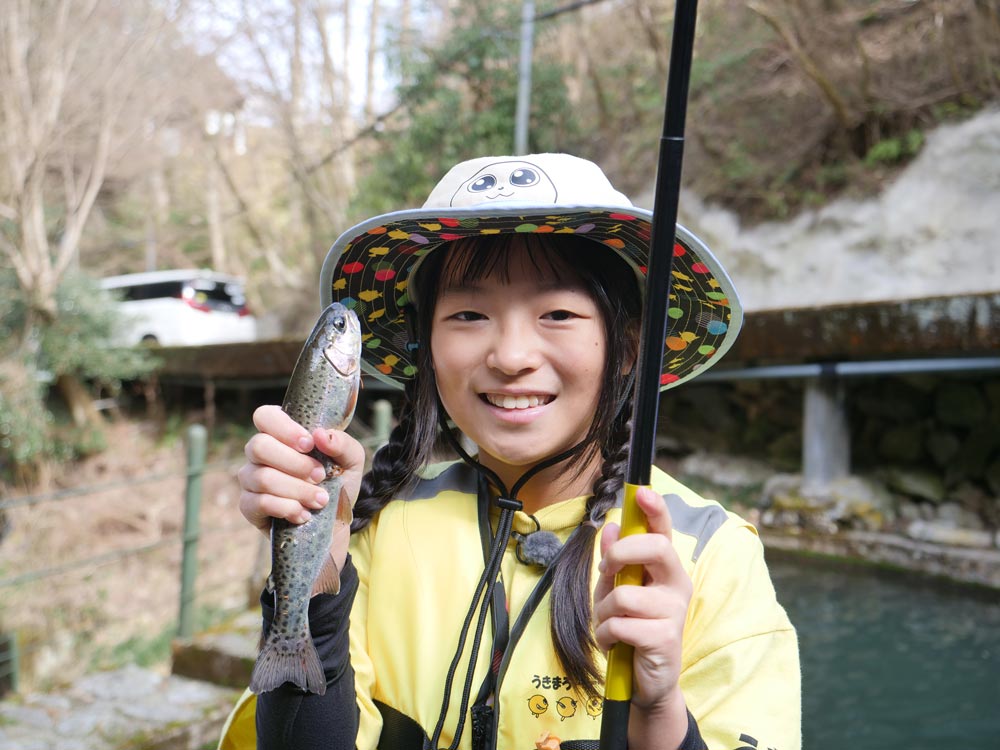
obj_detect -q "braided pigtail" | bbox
[352,378,436,532]
[548,395,633,698]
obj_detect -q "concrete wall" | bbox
[657,372,1000,546]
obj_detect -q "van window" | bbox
[119,282,183,302]
[185,279,248,314]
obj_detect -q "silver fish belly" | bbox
[249,302,362,696]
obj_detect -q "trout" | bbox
[249,302,362,695]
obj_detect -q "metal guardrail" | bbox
[0,400,394,695]
[697,356,1000,382]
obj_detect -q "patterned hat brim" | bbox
[319,204,742,391]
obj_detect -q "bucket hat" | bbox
[320,153,742,391]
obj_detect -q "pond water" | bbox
[768,551,1000,750]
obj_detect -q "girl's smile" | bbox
[430,242,607,500]
[481,392,553,410]
[479,391,555,427]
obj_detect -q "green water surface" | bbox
[769,552,1000,749]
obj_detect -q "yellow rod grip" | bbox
[603,482,649,701]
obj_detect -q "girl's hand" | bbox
[592,486,692,744]
[237,405,366,565]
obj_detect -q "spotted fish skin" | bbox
[249,302,362,696]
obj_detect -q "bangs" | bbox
[435,234,584,293]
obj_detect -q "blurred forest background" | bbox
[1,0,999,480]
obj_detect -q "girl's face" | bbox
[430,240,607,488]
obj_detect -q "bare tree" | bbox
[0,0,187,335]
[0,0,234,434]
[191,0,363,330]
[364,0,382,123]
[747,0,854,132]
[1,0,104,331]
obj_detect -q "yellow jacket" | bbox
[219,462,800,749]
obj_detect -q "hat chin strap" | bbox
[437,407,584,507]
[427,408,583,750]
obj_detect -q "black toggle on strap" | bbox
[495,496,523,511]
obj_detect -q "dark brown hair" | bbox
[353,233,640,697]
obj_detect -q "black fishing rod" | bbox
[599,2,701,749]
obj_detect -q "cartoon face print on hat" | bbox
[450,160,558,207]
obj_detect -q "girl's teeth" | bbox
[489,394,544,409]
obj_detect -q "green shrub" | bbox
[865,129,925,166]
[0,270,158,480]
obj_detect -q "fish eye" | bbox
[332,315,346,332]
[468,174,497,193]
[509,168,538,187]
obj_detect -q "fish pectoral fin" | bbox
[311,551,342,597]
[336,485,354,527]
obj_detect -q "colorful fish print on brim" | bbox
[327,209,739,391]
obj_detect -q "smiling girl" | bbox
[220,154,800,750]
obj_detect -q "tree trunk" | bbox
[55,373,105,438]
[748,0,855,133]
[634,0,667,78]
[364,0,381,123]
[207,155,227,271]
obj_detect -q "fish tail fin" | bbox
[249,633,326,696]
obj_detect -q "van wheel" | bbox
[140,334,160,346]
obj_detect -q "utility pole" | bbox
[514,0,535,155]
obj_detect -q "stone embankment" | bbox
[0,612,259,750]
[761,527,1000,589]
[659,367,1000,590]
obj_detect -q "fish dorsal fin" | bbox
[312,551,341,596]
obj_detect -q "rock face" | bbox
[671,108,1000,312]
[646,111,1000,565]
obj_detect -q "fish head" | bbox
[315,303,362,426]
[320,303,362,378]
[283,303,363,432]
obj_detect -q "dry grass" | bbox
[0,419,262,691]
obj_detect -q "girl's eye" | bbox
[451,310,486,322]
[543,310,577,321]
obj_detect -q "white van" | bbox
[100,270,258,346]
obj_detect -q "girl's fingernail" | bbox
[598,559,606,574]
[310,466,327,483]
[314,490,329,507]
[298,437,312,451]
[297,510,312,524]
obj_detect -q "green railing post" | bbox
[372,399,393,452]
[178,423,206,638]
[0,632,19,696]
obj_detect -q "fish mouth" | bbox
[481,393,553,410]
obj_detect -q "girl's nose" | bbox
[485,321,542,375]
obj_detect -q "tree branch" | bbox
[748,0,855,132]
